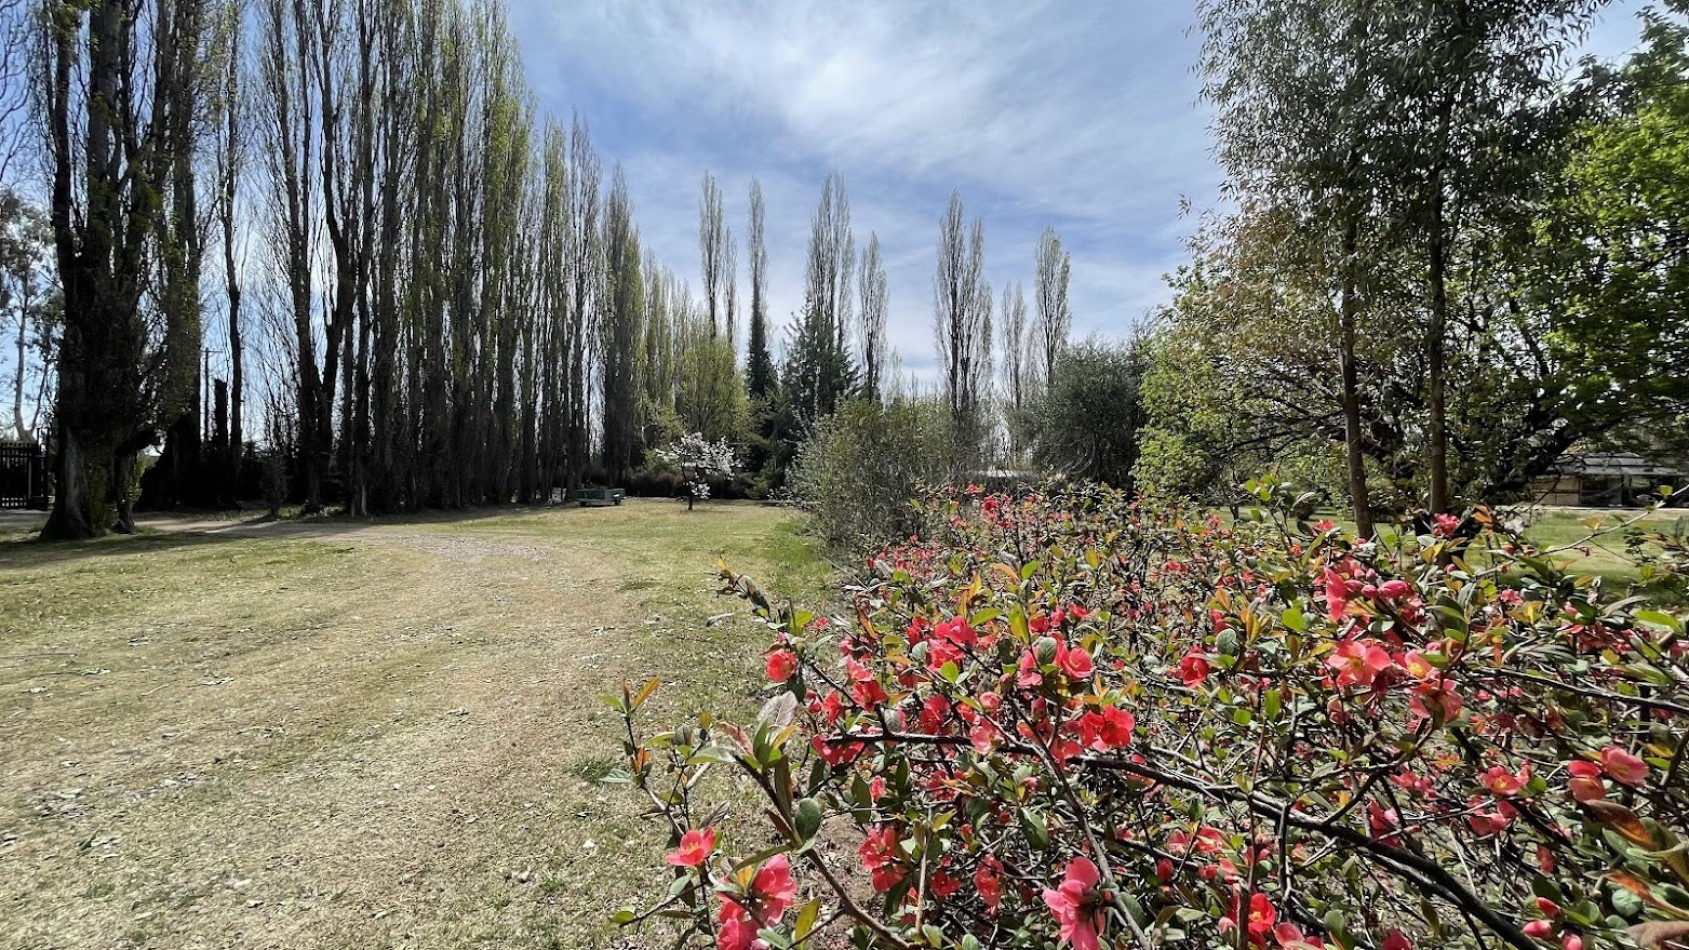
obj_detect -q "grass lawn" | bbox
[0,500,828,950]
[1288,507,1684,579]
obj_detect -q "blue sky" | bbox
[503,0,1653,383]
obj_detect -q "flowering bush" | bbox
[609,482,1689,950]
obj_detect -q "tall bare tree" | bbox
[698,171,726,339]
[210,0,244,506]
[805,172,854,353]
[857,232,888,402]
[599,164,643,483]
[933,191,992,440]
[1032,226,1071,390]
[145,0,215,509]
[565,112,600,491]
[999,281,1030,456]
[745,178,775,401]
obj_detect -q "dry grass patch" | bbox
[0,500,827,950]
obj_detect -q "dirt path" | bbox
[0,501,821,949]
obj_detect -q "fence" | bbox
[0,440,48,510]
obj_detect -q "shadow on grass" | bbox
[0,499,717,567]
[0,527,259,568]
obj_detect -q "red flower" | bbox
[1178,652,1211,688]
[935,616,979,649]
[716,855,796,950]
[1222,891,1277,946]
[1481,763,1530,797]
[1326,639,1394,689]
[1274,922,1327,949]
[1408,681,1462,723]
[664,827,715,868]
[1017,651,1044,688]
[929,869,962,899]
[1432,513,1460,538]
[851,677,888,710]
[1041,856,1105,950]
[716,900,758,950]
[1059,643,1095,681]
[1566,760,1605,802]
[1600,745,1649,786]
[1076,705,1135,751]
[1383,930,1413,950]
[975,853,1004,915]
[765,650,797,683]
[860,825,905,892]
[811,734,862,766]
[1322,567,1350,621]
[751,853,796,918]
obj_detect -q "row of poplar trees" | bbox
[24,0,762,538]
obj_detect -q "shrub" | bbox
[787,398,957,550]
[1030,338,1148,492]
[609,483,1689,950]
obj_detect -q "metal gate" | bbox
[0,440,48,510]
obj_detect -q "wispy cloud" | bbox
[507,0,1652,377]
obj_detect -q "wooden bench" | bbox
[574,487,626,507]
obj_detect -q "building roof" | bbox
[1551,452,1685,478]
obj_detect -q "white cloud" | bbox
[507,0,1652,379]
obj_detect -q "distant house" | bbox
[1530,452,1687,507]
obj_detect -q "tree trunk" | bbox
[12,299,26,440]
[1427,180,1450,516]
[1339,214,1375,538]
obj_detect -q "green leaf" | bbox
[1281,605,1307,633]
[794,797,823,841]
[1635,610,1683,633]
[1019,808,1050,850]
[794,897,822,941]
[688,745,737,766]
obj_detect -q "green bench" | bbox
[574,487,625,507]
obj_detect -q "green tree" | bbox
[1534,6,1689,456]
[1031,339,1148,492]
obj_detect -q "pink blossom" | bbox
[1601,745,1649,786]
[1041,856,1105,950]
[664,827,716,868]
